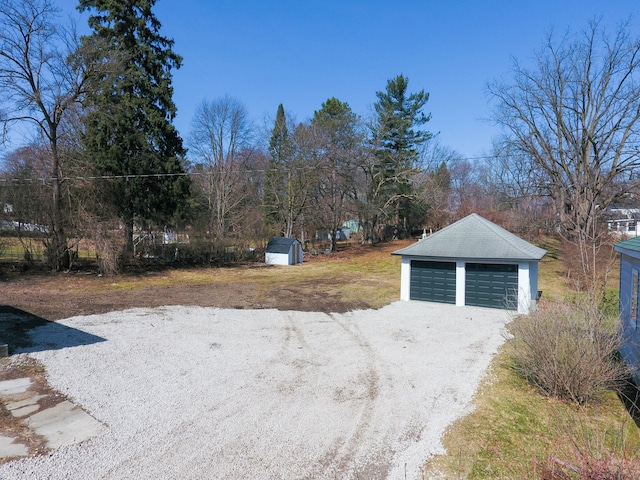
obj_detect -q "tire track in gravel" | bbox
[270,311,319,395]
[307,312,384,479]
[92,311,385,479]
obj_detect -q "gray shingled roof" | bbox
[266,237,300,254]
[392,213,547,261]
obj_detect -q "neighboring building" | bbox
[606,206,640,237]
[614,237,640,385]
[265,237,304,266]
[314,228,352,241]
[392,213,547,314]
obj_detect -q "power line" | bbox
[0,172,191,183]
[0,154,503,184]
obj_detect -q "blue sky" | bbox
[14,1,640,160]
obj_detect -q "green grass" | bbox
[422,344,640,479]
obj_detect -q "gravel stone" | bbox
[0,301,512,479]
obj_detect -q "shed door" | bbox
[465,263,518,309]
[410,261,456,304]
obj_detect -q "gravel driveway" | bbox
[0,301,512,479]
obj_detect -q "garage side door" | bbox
[410,261,456,304]
[465,263,518,309]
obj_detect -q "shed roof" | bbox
[614,236,640,256]
[392,213,547,261]
[266,237,300,254]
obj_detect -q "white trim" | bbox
[455,261,466,307]
[400,258,411,301]
[517,262,531,314]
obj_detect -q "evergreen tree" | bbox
[262,104,291,233]
[78,0,189,259]
[371,74,431,239]
[261,104,314,238]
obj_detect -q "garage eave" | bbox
[393,254,540,264]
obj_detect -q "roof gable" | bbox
[266,237,300,254]
[392,213,546,261]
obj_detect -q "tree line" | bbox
[2,1,640,288]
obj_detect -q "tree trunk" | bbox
[48,144,70,271]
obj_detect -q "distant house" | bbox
[614,237,640,385]
[607,207,640,237]
[392,214,547,314]
[315,228,351,242]
[265,237,303,265]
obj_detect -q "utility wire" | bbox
[0,154,501,184]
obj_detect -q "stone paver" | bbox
[0,436,28,459]
[0,378,32,396]
[0,377,106,459]
[6,394,46,418]
[27,400,105,449]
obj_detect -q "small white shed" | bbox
[265,237,303,265]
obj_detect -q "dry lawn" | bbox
[0,240,407,321]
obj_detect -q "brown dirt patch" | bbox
[0,241,404,322]
[0,272,369,322]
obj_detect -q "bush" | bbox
[539,410,640,480]
[508,298,628,405]
[542,452,640,479]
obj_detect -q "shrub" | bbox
[508,298,628,405]
[542,452,640,479]
[539,411,640,480]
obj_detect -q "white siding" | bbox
[265,252,290,265]
[265,241,303,266]
[399,257,540,313]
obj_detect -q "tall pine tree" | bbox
[262,104,291,234]
[371,74,431,239]
[78,0,189,259]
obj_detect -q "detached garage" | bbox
[392,214,546,314]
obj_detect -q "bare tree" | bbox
[189,96,254,241]
[310,98,363,251]
[414,141,458,232]
[483,139,555,236]
[1,144,51,263]
[285,123,320,241]
[488,19,640,287]
[0,0,93,270]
